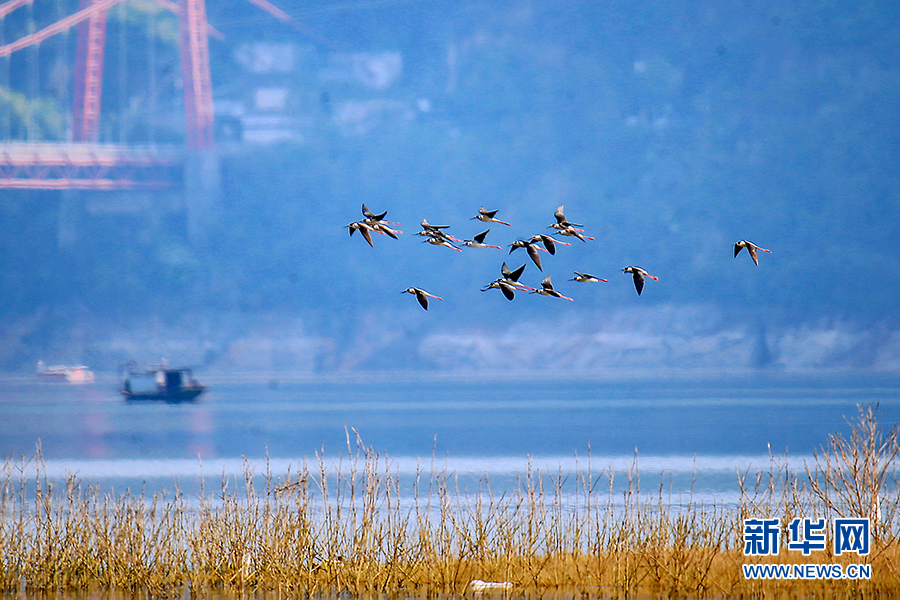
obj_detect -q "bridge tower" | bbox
[72,0,107,142]
[178,0,219,242]
[178,0,215,151]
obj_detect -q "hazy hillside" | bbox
[1,0,898,374]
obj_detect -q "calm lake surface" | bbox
[2,372,899,503]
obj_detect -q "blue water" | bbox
[1,372,899,501]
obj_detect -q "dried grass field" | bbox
[2,405,899,599]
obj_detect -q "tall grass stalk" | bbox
[2,406,899,597]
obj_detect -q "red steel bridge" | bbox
[0,0,294,190]
[0,142,183,190]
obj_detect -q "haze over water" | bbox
[4,372,898,503]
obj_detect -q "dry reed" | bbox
[1,405,899,598]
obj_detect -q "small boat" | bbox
[121,365,206,402]
[36,361,95,383]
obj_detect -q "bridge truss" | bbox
[0,0,305,190]
[0,143,182,189]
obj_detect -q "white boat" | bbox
[36,361,95,384]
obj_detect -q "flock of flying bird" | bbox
[345,204,770,310]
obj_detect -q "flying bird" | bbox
[463,230,502,249]
[361,203,387,222]
[500,262,532,290]
[371,221,401,238]
[622,266,658,296]
[734,240,771,266]
[481,262,536,300]
[419,218,450,232]
[425,236,462,252]
[509,240,544,271]
[529,234,561,254]
[472,206,511,226]
[361,203,401,227]
[510,236,558,271]
[570,271,607,283]
[532,276,574,301]
[402,288,443,310]
[345,221,374,246]
[550,204,583,231]
[357,204,402,238]
[419,219,461,242]
[481,279,518,301]
[556,225,594,242]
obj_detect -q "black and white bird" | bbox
[549,204,583,231]
[532,276,573,301]
[402,288,443,310]
[345,221,374,246]
[510,235,557,271]
[463,230,502,249]
[481,262,533,300]
[360,204,402,237]
[570,271,607,283]
[418,219,461,242]
[621,266,658,296]
[481,279,518,301]
[734,240,771,266]
[472,206,511,226]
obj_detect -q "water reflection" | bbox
[2,373,899,501]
